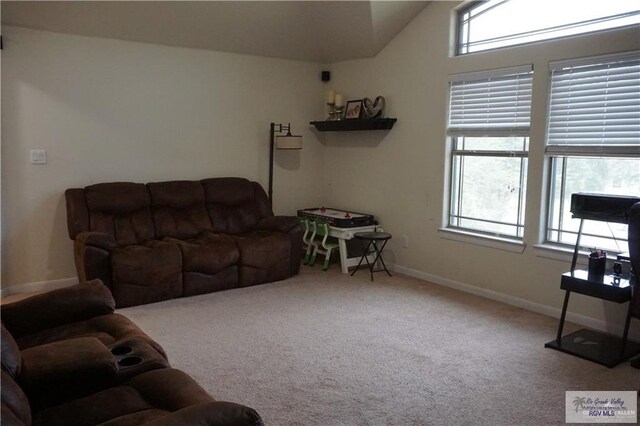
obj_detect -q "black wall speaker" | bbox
[321,71,331,82]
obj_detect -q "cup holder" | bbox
[117,356,143,368]
[111,346,134,356]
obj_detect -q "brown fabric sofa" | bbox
[1,281,263,425]
[66,177,303,307]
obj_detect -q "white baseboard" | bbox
[0,277,78,298]
[393,264,640,341]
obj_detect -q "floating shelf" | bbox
[310,118,397,132]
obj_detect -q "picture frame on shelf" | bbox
[344,100,363,120]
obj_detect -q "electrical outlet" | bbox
[30,150,47,164]
[402,235,409,248]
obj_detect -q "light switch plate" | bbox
[30,149,47,164]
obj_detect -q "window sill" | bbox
[533,243,598,266]
[438,228,526,253]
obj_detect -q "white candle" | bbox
[327,90,336,104]
[335,93,344,107]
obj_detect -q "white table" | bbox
[329,224,381,274]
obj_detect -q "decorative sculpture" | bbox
[362,96,385,119]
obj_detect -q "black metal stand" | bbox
[569,218,584,273]
[350,232,392,281]
[545,271,640,368]
[546,329,640,368]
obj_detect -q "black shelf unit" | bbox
[544,271,640,368]
[310,118,397,132]
[544,198,640,368]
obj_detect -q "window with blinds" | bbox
[545,52,640,252]
[546,52,640,156]
[446,66,533,239]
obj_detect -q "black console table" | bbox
[545,193,640,367]
[545,270,640,367]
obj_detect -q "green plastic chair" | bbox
[299,218,315,265]
[309,221,339,271]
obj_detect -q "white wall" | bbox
[2,4,640,333]
[1,26,326,291]
[323,2,639,327]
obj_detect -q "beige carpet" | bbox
[120,267,640,425]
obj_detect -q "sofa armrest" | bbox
[19,337,117,409]
[146,402,263,426]
[73,233,115,288]
[75,231,117,251]
[256,216,303,275]
[256,215,300,233]
[1,280,115,339]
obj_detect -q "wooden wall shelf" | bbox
[310,118,397,132]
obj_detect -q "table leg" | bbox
[338,237,349,274]
[371,239,392,277]
[364,241,374,281]
[350,239,371,277]
[556,291,571,343]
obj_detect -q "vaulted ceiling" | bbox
[1,1,430,63]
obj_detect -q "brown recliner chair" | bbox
[66,177,303,308]
[1,280,165,356]
[1,281,169,409]
[1,353,262,426]
[0,282,264,425]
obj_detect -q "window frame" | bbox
[545,156,634,252]
[456,0,640,56]
[448,137,529,239]
[457,1,494,56]
[445,65,533,240]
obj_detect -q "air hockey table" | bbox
[297,207,382,274]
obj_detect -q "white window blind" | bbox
[448,65,533,137]
[546,51,640,156]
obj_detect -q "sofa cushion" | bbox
[112,241,183,308]
[201,178,267,234]
[20,337,117,410]
[148,181,212,240]
[175,233,239,274]
[232,231,291,287]
[1,370,31,426]
[32,368,213,426]
[85,183,155,246]
[1,323,22,378]
[167,233,240,296]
